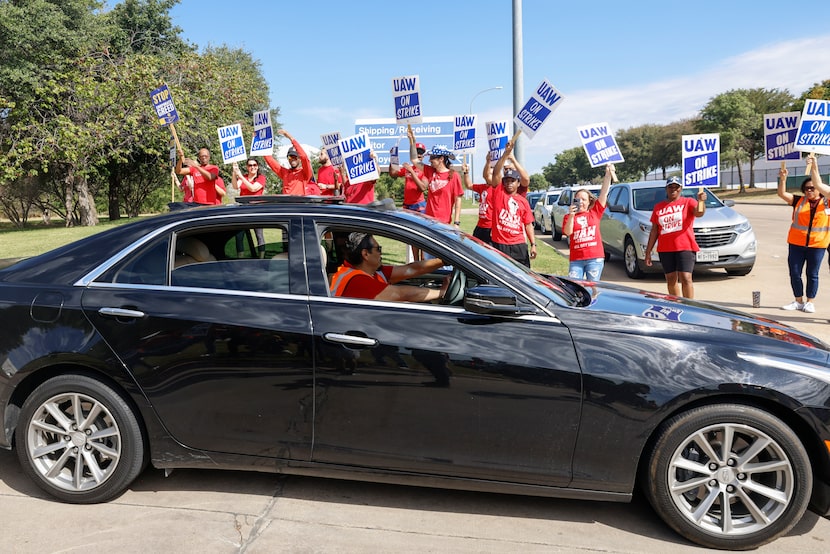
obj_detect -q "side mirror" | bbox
[723,199,735,207]
[464,285,537,316]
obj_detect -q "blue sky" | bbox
[168,0,830,175]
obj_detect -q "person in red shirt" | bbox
[562,164,614,281]
[263,129,312,195]
[644,176,707,298]
[342,151,378,204]
[389,124,427,213]
[467,152,498,244]
[488,142,536,266]
[213,177,226,205]
[484,146,530,197]
[408,145,462,226]
[304,178,322,196]
[329,232,448,302]
[175,147,221,205]
[178,174,194,203]
[232,158,267,255]
[316,149,342,196]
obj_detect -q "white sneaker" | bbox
[782,301,804,311]
[802,302,816,313]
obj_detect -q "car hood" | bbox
[559,278,829,354]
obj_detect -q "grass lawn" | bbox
[0,199,570,275]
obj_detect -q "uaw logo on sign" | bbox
[321,132,343,167]
[339,132,379,185]
[682,133,719,187]
[486,120,509,167]
[217,123,247,165]
[392,75,422,125]
[453,114,477,154]
[764,112,800,161]
[794,99,830,155]
[513,79,565,140]
[150,84,179,126]
[578,122,624,168]
[642,305,684,321]
[250,110,274,156]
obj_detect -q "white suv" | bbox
[533,189,561,233]
[549,185,601,241]
[600,181,757,278]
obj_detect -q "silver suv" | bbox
[600,181,757,278]
[533,189,561,233]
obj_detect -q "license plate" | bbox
[696,250,718,262]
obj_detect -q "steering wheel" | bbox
[441,266,466,305]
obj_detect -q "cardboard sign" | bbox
[794,99,830,155]
[577,122,624,167]
[217,124,248,164]
[485,120,509,167]
[682,133,720,187]
[453,114,477,154]
[392,75,422,124]
[250,110,274,156]
[513,79,565,139]
[150,84,179,126]
[321,132,343,167]
[339,132,379,185]
[764,112,800,161]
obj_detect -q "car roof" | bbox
[613,180,673,190]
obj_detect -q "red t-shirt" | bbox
[189,164,220,204]
[238,174,266,196]
[305,180,322,195]
[471,183,494,228]
[563,202,606,260]
[650,196,700,252]
[334,263,394,299]
[264,140,312,196]
[179,176,194,202]
[423,166,462,223]
[345,179,375,204]
[488,186,533,245]
[213,177,225,205]
[395,166,426,205]
[317,165,341,196]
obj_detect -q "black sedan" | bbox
[1,196,829,550]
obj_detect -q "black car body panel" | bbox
[2,199,829,545]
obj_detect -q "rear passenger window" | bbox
[170,225,290,293]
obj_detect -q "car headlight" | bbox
[734,221,752,233]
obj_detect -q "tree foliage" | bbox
[0,0,274,227]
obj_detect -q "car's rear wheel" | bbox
[624,237,644,279]
[644,404,812,550]
[16,374,145,503]
[552,218,562,241]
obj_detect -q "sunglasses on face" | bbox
[247,163,257,167]
[366,245,382,253]
[804,186,816,191]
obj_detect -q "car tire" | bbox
[624,237,644,279]
[15,374,146,504]
[643,404,812,550]
[726,266,753,276]
[552,219,562,241]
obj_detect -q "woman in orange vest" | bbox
[777,153,830,313]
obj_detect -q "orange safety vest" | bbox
[787,197,830,248]
[329,264,389,297]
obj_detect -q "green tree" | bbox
[652,119,698,180]
[615,124,659,181]
[541,146,595,186]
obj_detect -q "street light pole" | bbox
[468,86,503,187]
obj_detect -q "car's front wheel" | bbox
[539,217,547,234]
[644,404,812,550]
[15,374,146,503]
[552,218,562,241]
[624,237,644,279]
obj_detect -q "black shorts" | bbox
[658,250,696,274]
[472,225,492,244]
[492,241,530,267]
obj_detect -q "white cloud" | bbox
[517,35,830,174]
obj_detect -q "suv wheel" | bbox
[552,219,562,241]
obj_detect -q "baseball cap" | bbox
[666,176,682,187]
[415,142,426,154]
[503,169,521,181]
[287,147,299,158]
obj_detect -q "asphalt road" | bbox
[0,199,828,553]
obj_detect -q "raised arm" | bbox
[809,153,830,197]
[777,164,794,205]
[597,164,614,206]
[492,140,515,185]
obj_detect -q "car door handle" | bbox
[98,307,146,319]
[323,333,378,347]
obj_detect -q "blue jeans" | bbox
[787,244,825,299]
[569,258,605,281]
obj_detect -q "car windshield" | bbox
[632,187,723,211]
